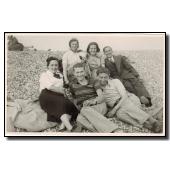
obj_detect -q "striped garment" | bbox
[70,78,97,106]
[102,79,123,107]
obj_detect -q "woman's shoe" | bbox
[58,123,66,132]
[71,123,83,132]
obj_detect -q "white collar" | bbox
[46,70,61,76]
[46,70,53,76]
[70,49,79,54]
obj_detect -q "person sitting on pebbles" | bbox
[39,56,79,131]
[103,46,152,107]
[86,42,105,79]
[69,63,118,133]
[62,38,90,85]
[95,67,162,133]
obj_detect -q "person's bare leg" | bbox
[60,114,73,131]
[67,114,71,121]
[58,122,66,131]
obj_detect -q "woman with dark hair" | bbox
[62,38,88,84]
[39,56,79,131]
[86,42,105,79]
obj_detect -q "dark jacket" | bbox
[105,55,139,79]
[105,55,151,104]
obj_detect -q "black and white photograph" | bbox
[5,32,166,137]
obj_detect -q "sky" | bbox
[9,33,165,51]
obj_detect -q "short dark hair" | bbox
[87,42,100,54]
[46,56,59,67]
[69,38,79,48]
[73,62,85,71]
[96,67,110,76]
[103,46,112,52]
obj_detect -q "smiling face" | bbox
[48,60,58,74]
[73,67,86,82]
[89,44,97,56]
[98,73,109,86]
[104,46,113,58]
[70,41,79,52]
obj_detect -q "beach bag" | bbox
[7,99,57,132]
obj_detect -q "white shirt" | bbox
[103,79,125,107]
[39,70,63,92]
[62,50,86,71]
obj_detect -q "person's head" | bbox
[103,46,113,58]
[73,63,86,81]
[46,56,59,73]
[87,42,100,56]
[69,38,79,52]
[96,67,110,86]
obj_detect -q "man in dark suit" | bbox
[103,46,152,107]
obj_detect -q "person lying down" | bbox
[7,63,162,133]
[95,67,162,133]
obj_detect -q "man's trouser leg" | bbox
[116,97,150,126]
[77,114,96,132]
[116,109,143,128]
[79,103,118,133]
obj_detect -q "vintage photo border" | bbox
[4,32,168,139]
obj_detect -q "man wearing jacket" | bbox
[103,46,152,107]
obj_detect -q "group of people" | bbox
[38,38,161,133]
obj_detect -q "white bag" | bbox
[7,99,58,132]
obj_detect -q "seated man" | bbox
[103,46,152,107]
[69,63,118,133]
[96,67,161,133]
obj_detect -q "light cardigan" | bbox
[39,70,63,92]
[62,50,86,72]
[87,54,105,70]
[102,79,124,107]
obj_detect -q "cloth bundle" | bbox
[7,99,58,132]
